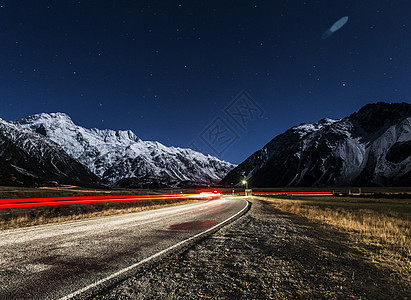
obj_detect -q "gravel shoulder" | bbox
[99,198,410,299]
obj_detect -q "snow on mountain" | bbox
[221,102,411,187]
[15,113,235,187]
[0,118,100,186]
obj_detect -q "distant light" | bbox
[242,180,247,184]
[199,191,221,198]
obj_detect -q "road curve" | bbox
[0,197,248,299]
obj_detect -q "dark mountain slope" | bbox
[221,102,411,187]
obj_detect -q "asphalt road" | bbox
[0,197,248,299]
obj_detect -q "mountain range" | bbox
[221,102,411,187]
[0,118,99,187]
[1,102,410,188]
[0,113,234,187]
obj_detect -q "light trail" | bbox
[251,191,332,195]
[0,192,221,209]
[223,192,333,195]
[0,190,331,209]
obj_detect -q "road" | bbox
[0,197,248,299]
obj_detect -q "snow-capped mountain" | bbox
[15,113,235,187]
[220,102,411,187]
[0,119,100,186]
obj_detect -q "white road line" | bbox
[59,199,249,300]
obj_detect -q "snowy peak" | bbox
[0,118,100,186]
[15,112,235,187]
[16,112,140,144]
[14,113,142,160]
[290,118,339,138]
[17,112,75,129]
[221,102,411,187]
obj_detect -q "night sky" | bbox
[1,1,410,164]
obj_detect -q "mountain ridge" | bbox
[0,118,100,187]
[13,112,235,187]
[220,102,411,187]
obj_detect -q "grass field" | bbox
[255,194,411,288]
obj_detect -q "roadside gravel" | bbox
[99,198,409,299]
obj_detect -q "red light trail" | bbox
[223,191,332,195]
[0,192,222,210]
[251,191,332,195]
[0,191,332,209]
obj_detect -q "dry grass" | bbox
[0,198,200,231]
[255,195,411,286]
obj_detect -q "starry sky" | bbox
[1,1,410,164]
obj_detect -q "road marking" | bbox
[59,198,249,300]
